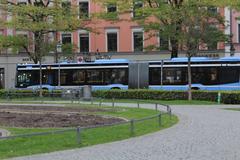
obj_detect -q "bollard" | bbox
[137,101,140,108]
[71,91,74,104]
[169,108,172,122]
[130,119,135,136]
[99,99,102,107]
[91,97,93,105]
[158,114,162,127]
[217,92,221,104]
[112,98,115,108]
[78,92,81,104]
[76,127,81,144]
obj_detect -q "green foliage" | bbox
[62,43,76,55]
[0,89,62,98]
[0,0,88,63]
[0,35,28,54]
[96,0,231,57]
[93,89,240,104]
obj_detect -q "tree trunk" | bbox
[171,39,178,58]
[39,58,43,98]
[34,32,44,97]
[187,54,192,101]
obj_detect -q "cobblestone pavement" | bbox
[10,104,240,160]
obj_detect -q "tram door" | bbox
[0,68,4,89]
[128,62,149,89]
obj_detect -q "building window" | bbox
[159,36,169,50]
[62,1,71,14]
[107,4,117,13]
[61,33,72,44]
[238,24,240,43]
[17,1,27,5]
[107,32,118,52]
[133,0,143,18]
[79,33,89,52]
[207,7,218,14]
[133,31,143,52]
[79,1,89,18]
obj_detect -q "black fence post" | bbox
[130,119,135,136]
[76,127,81,144]
[71,91,74,104]
[155,103,158,111]
[91,97,93,105]
[99,98,102,107]
[169,108,172,122]
[112,98,115,108]
[137,101,140,108]
[158,114,162,127]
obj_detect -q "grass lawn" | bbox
[94,98,217,105]
[0,105,178,159]
[0,97,217,105]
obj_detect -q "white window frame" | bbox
[78,30,90,52]
[106,3,117,13]
[17,0,28,4]
[78,0,90,19]
[132,28,144,52]
[60,32,73,44]
[237,20,240,43]
[131,0,143,18]
[105,28,119,52]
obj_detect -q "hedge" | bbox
[1,89,240,104]
[0,89,62,99]
[92,90,240,104]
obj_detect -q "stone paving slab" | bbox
[9,104,240,160]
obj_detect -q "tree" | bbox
[0,0,91,96]
[96,0,228,100]
[96,0,232,58]
[171,0,226,100]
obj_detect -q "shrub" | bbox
[0,89,62,99]
[92,89,240,104]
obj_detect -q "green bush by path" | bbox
[92,90,240,104]
[2,89,240,104]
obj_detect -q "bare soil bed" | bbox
[0,105,124,128]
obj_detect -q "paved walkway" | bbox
[10,104,240,160]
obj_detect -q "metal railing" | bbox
[0,95,172,145]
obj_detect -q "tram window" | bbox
[149,68,161,85]
[219,67,239,84]
[105,69,128,85]
[163,68,187,85]
[17,71,39,87]
[86,70,104,85]
[72,70,85,85]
